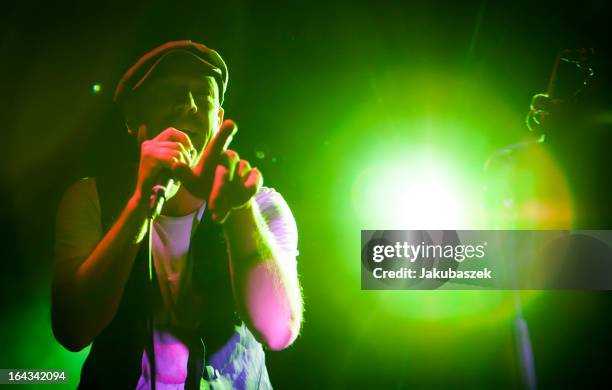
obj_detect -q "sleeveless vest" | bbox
[76,169,271,389]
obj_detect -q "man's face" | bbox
[126,70,224,159]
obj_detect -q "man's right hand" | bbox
[134,127,196,202]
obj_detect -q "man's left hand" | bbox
[173,119,263,223]
[208,148,263,223]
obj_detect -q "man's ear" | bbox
[217,107,225,128]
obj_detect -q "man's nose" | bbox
[174,91,198,114]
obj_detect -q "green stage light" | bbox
[350,149,479,230]
[327,113,555,325]
[343,138,520,324]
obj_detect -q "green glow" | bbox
[351,148,479,229]
[483,140,573,229]
[5,289,88,388]
[315,70,564,331]
[330,125,534,325]
[91,83,101,94]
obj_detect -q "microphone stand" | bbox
[145,178,174,390]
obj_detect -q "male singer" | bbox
[51,40,302,389]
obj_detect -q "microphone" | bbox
[149,175,175,219]
[148,145,196,219]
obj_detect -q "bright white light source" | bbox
[351,151,477,229]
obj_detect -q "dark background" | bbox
[2,0,612,388]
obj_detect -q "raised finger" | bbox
[222,150,240,182]
[204,119,237,160]
[237,159,251,177]
[243,167,263,190]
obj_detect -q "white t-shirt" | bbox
[137,207,204,389]
[55,178,299,389]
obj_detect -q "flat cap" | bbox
[114,40,228,106]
